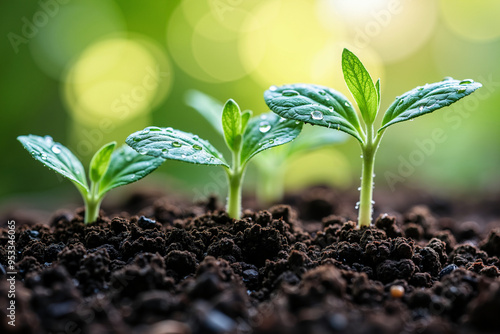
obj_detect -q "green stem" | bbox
[358,125,382,227]
[226,145,244,219]
[84,182,102,224]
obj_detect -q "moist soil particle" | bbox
[1,188,500,334]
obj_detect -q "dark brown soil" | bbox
[1,187,500,334]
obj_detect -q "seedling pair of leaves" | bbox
[264,48,482,227]
[17,135,164,223]
[185,90,347,204]
[126,99,303,219]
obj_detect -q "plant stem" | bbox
[358,125,376,227]
[226,145,244,219]
[84,182,102,224]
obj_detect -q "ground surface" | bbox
[1,187,500,334]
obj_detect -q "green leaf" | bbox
[241,110,252,132]
[264,84,364,143]
[222,99,242,151]
[17,135,88,192]
[126,126,228,167]
[185,89,224,136]
[89,142,116,183]
[98,145,165,196]
[342,48,378,124]
[380,79,482,131]
[240,112,303,164]
[375,78,381,107]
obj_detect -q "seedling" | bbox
[126,99,302,219]
[17,135,164,223]
[185,90,347,204]
[264,48,482,227]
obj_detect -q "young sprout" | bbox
[126,99,303,219]
[185,90,347,204]
[17,135,164,223]
[264,48,482,227]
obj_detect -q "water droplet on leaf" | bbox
[41,153,47,160]
[310,110,323,120]
[192,135,199,141]
[259,121,271,133]
[459,79,474,85]
[268,139,274,144]
[344,102,350,107]
[44,136,53,145]
[269,85,277,91]
[318,90,326,96]
[161,149,169,158]
[172,141,182,147]
[142,129,150,134]
[419,106,424,111]
[165,127,173,133]
[193,144,202,150]
[282,90,299,97]
[138,149,148,155]
[457,87,466,93]
[51,145,61,154]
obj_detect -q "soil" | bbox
[1,186,500,334]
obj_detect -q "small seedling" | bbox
[264,48,482,227]
[126,99,303,219]
[185,90,347,204]
[18,135,164,223]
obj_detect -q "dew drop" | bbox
[44,136,53,145]
[295,121,301,125]
[133,137,140,142]
[142,128,150,134]
[130,174,136,179]
[51,145,61,154]
[459,79,474,85]
[282,90,299,97]
[355,202,360,210]
[269,85,277,91]
[310,110,324,120]
[147,126,162,132]
[327,106,334,113]
[360,155,364,158]
[172,141,182,148]
[192,135,199,141]
[417,87,423,91]
[181,154,186,158]
[259,121,271,133]
[268,139,274,144]
[318,90,326,96]
[419,106,424,112]
[138,149,148,155]
[165,127,173,133]
[260,114,267,120]
[279,117,286,123]
[344,101,350,107]
[193,144,202,150]
[398,99,404,105]
[457,87,467,93]
[161,148,169,158]
[357,187,362,191]
[442,76,453,81]
[41,153,47,160]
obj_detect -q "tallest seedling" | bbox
[265,48,482,227]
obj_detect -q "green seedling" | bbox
[18,135,164,223]
[185,90,347,204]
[264,48,482,227]
[126,99,303,219]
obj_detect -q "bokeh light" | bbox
[63,37,172,127]
[440,0,500,42]
[320,0,438,63]
[29,0,126,79]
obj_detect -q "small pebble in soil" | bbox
[390,285,405,298]
[439,264,458,279]
[138,215,157,229]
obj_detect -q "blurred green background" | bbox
[1,0,500,214]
